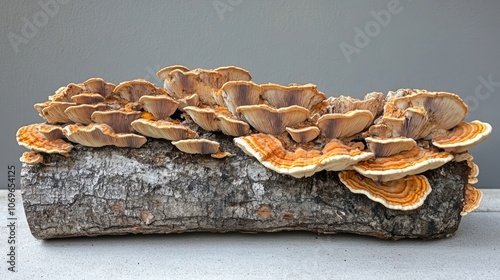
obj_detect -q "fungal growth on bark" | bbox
[16,65,492,239]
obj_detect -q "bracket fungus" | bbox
[171,139,221,155]
[91,110,142,133]
[63,123,146,148]
[139,95,179,120]
[432,120,492,153]
[365,136,417,158]
[234,134,373,178]
[131,119,197,141]
[17,66,492,220]
[158,66,252,105]
[339,170,431,210]
[316,110,374,139]
[17,123,73,156]
[353,146,453,182]
[113,79,162,102]
[461,184,483,216]
[285,126,321,143]
[20,151,45,165]
[237,104,310,135]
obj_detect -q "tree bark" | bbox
[21,135,469,240]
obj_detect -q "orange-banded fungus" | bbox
[432,121,492,153]
[131,119,197,141]
[16,124,73,155]
[467,161,479,185]
[20,151,44,165]
[63,123,146,148]
[339,170,431,210]
[461,184,483,216]
[353,146,453,182]
[234,134,374,178]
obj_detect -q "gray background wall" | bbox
[1,0,498,189]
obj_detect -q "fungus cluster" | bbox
[17,66,491,214]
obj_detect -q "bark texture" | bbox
[21,135,469,240]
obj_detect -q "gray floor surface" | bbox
[1,190,499,280]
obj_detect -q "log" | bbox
[20,135,469,240]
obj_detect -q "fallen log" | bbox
[21,136,469,240]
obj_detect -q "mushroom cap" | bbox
[339,170,432,210]
[139,95,179,120]
[156,65,190,80]
[467,160,479,184]
[16,124,73,155]
[234,134,374,178]
[71,93,105,104]
[383,90,469,139]
[219,81,264,116]
[41,101,76,124]
[177,94,200,111]
[131,119,197,141]
[453,152,474,162]
[316,110,374,139]
[63,123,147,148]
[171,139,220,154]
[353,146,453,182]
[285,126,321,143]
[237,104,310,135]
[91,110,142,133]
[113,79,160,102]
[160,66,252,104]
[365,137,417,158]
[37,124,65,141]
[365,123,394,138]
[217,115,251,137]
[20,151,44,165]
[432,120,492,153]
[49,83,84,101]
[184,106,220,131]
[461,184,483,216]
[213,66,252,81]
[81,77,115,97]
[326,92,385,117]
[260,83,326,109]
[64,103,108,125]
